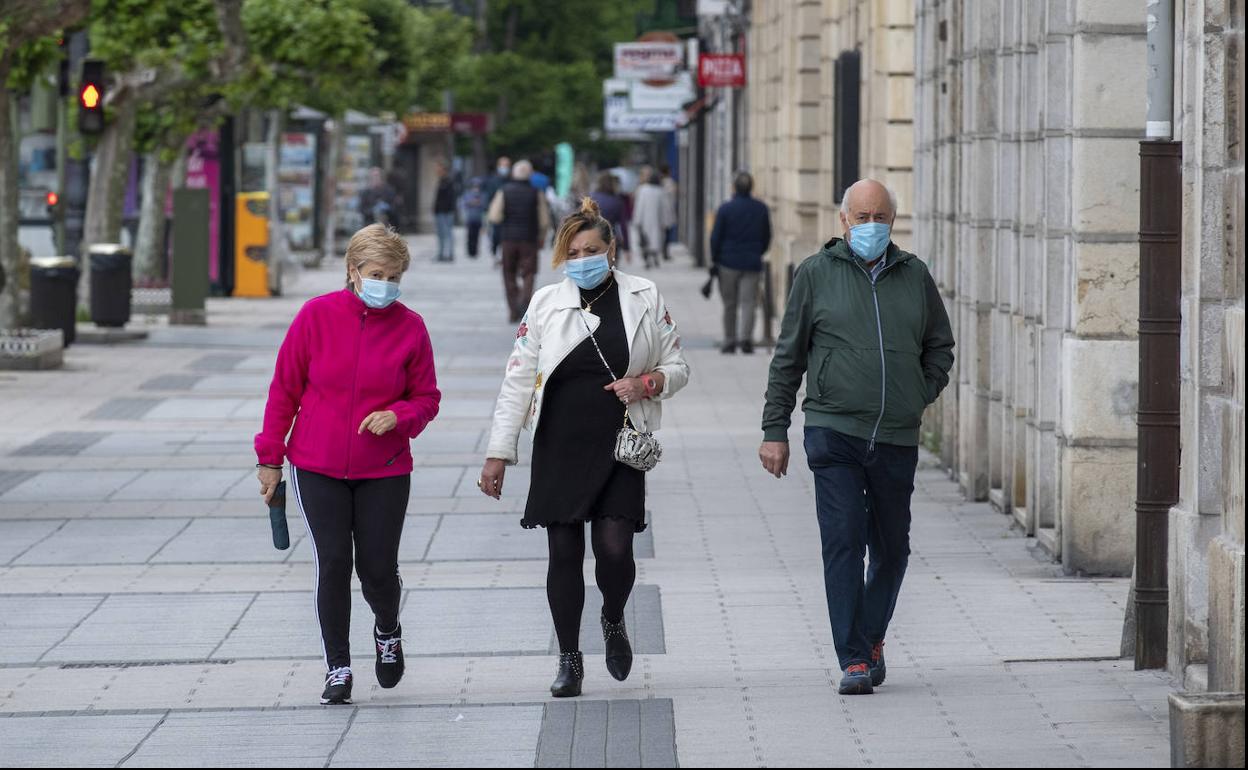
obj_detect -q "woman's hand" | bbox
[603,377,648,405]
[359,410,398,436]
[257,466,283,504]
[478,458,506,499]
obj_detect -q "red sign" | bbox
[401,112,491,141]
[698,54,746,88]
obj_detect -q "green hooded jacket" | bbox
[762,237,955,447]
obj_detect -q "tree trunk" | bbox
[133,150,177,281]
[320,116,344,262]
[81,96,137,309]
[0,86,22,328]
[83,96,138,248]
[265,109,287,293]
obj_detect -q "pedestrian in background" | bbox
[433,161,457,262]
[483,156,512,263]
[632,170,670,270]
[460,177,487,259]
[255,224,442,706]
[658,163,678,262]
[710,171,772,354]
[478,197,690,698]
[359,167,397,227]
[590,172,627,260]
[488,159,550,323]
[759,179,954,696]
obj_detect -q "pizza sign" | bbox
[698,53,746,88]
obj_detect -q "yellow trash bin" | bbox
[233,192,270,298]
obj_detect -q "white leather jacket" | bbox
[486,270,691,465]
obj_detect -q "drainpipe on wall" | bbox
[1135,0,1181,671]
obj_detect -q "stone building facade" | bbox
[746,0,916,303]
[1170,0,1244,693]
[912,0,1147,574]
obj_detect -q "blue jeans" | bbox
[435,213,455,260]
[804,426,918,669]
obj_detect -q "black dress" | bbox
[522,280,647,532]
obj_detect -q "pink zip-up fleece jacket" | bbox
[255,288,441,479]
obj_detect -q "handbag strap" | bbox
[578,310,633,429]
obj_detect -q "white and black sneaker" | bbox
[321,666,353,705]
[375,624,404,689]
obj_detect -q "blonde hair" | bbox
[344,224,410,284]
[552,197,615,267]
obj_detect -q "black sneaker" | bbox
[375,624,405,689]
[740,341,754,354]
[720,343,737,354]
[321,667,353,705]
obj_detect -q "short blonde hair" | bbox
[552,197,615,267]
[344,224,410,283]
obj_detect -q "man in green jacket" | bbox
[759,179,955,695]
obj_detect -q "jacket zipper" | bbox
[854,260,898,454]
[345,310,366,478]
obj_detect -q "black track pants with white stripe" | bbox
[289,465,410,670]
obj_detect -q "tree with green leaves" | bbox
[0,0,92,329]
[451,0,653,160]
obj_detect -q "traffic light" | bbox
[78,60,105,135]
[45,191,60,213]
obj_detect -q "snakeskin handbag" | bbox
[579,310,663,472]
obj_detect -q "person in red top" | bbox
[255,224,441,705]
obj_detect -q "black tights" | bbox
[546,518,637,654]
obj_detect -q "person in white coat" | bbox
[632,169,672,269]
[477,197,690,698]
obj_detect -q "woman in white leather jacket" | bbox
[477,197,689,698]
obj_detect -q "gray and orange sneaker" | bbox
[838,663,874,695]
[869,641,886,687]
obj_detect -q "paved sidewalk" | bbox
[0,233,1172,767]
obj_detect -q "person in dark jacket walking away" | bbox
[487,159,550,322]
[460,177,487,259]
[758,179,955,697]
[483,156,512,262]
[433,161,457,262]
[590,173,627,256]
[359,167,398,227]
[709,171,772,354]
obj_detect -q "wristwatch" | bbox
[641,374,660,397]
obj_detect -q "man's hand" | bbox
[759,441,790,478]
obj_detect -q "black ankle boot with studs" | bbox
[550,651,584,697]
[601,613,633,681]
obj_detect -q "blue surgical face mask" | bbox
[356,271,401,309]
[848,221,891,262]
[564,253,611,290]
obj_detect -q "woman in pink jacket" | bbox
[255,224,441,705]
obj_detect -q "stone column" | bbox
[1170,0,1246,689]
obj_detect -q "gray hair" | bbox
[512,160,533,181]
[840,180,898,217]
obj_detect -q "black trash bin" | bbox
[89,244,133,328]
[29,256,80,347]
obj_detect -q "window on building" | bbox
[833,49,861,203]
